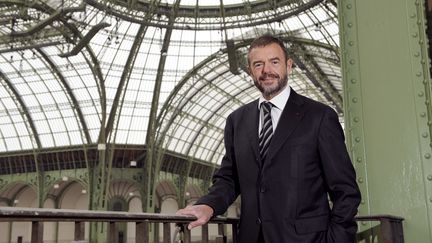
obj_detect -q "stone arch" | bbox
[127,196,143,241]
[0,198,8,243]
[184,184,203,205]
[155,180,179,242]
[43,197,56,242]
[57,180,88,243]
[155,180,178,209]
[108,196,128,211]
[108,179,141,204]
[4,183,37,243]
[0,181,34,206]
[57,180,88,209]
[107,180,141,243]
[0,182,35,243]
[46,177,87,207]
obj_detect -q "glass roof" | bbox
[0,0,342,165]
[160,0,246,6]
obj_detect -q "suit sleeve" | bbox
[318,107,361,243]
[196,114,240,216]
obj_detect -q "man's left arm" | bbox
[318,107,361,242]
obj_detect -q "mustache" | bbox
[259,73,280,80]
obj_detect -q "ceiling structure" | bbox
[0,0,342,168]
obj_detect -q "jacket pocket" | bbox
[294,214,329,234]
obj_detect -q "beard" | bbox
[253,72,288,98]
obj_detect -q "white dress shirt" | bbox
[258,85,291,134]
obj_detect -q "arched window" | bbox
[108,197,127,243]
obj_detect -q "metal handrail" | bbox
[0,207,404,243]
[0,207,238,243]
[355,215,404,243]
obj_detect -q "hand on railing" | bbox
[176,204,214,230]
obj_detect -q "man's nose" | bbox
[262,63,271,74]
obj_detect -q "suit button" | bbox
[260,186,266,193]
[256,218,262,225]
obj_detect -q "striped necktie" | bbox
[259,102,273,160]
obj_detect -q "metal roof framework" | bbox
[0,0,342,173]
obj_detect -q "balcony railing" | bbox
[355,215,404,243]
[0,207,404,243]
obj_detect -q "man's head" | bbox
[247,34,293,100]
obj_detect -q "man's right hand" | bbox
[176,204,214,230]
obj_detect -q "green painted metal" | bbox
[339,0,432,241]
[0,165,210,242]
[89,19,150,241]
[38,49,92,144]
[144,0,182,220]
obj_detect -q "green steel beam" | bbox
[0,71,44,207]
[86,0,301,18]
[0,175,29,195]
[37,49,92,144]
[58,22,110,58]
[1,0,107,123]
[0,71,41,148]
[84,0,323,30]
[9,5,84,38]
[102,22,148,140]
[153,66,243,172]
[90,9,152,243]
[0,0,106,105]
[339,0,432,241]
[154,56,245,156]
[175,85,255,208]
[144,0,181,214]
[289,45,343,113]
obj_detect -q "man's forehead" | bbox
[250,55,281,62]
[247,43,287,65]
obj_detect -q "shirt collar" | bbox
[258,85,291,110]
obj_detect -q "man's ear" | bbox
[286,58,294,74]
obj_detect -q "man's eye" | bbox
[254,63,262,68]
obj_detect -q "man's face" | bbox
[248,43,293,99]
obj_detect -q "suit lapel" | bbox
[245,100,261,166]
[266,90,305,162]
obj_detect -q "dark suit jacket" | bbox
[197,89,361,243]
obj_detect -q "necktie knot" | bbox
[261,102,273,114]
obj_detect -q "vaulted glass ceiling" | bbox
[0,0,342,165]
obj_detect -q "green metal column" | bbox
[338,0,432,241]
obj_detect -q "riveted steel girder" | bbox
[84,0,323,30]
[0,71,41,149]
[37,49,92,144]
[339,0,432,241]
[144,0,181,214]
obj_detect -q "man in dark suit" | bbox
[177,34,361,243]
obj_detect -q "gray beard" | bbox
[254,75,288,98]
